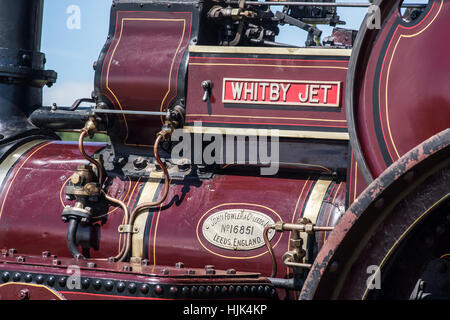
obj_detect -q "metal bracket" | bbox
[118,225,140,234]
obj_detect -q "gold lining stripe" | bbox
[131,172,164,260]
[300,179,332,251]
[0,140,46,188]
[183,126,349,140]
[385,0,443,159]
[0,282,64,300]
[187,113,347,123]
[190,62,348,70]
[106,17,187,147]
[189,45,352,57]
[0,141,52,221]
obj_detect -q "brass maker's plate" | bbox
[202,209,275,251]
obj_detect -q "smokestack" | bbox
[0,0,57,150]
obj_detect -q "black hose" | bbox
[67,219,84,259]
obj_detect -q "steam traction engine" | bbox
[0,0,448,300]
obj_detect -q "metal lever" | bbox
[201,80,212,102]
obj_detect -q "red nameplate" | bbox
[222,78,341,107]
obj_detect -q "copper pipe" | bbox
[119,134,170,262]
[129,135,169,220]
[102,190,130,261]
[78,128,129,261]
[264,225,278,278]
[78,130,104,185]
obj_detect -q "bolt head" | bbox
[70,173,82,185]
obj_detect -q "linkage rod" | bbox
[227,1,427,8]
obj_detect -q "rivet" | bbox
[36,275,44,284]
[198,286,205,294]
[128,283,137,293]
[229,285,235,294]
[221,286,228,294]
[154,285,163,295]
[59,277,67,287]
[257,285,264,295]
[47,276,56,286]
[13,272,21,282]
[24,274,32,282]
[81,278,90,289]
[93,280,102,290]
[105,280,114,291]
[264,286,271,295]
[235,286,242,295]
[243,285,249,294]
[206,286,213,295]
[169,286,178,294]
[182,286,189,295]
[191,286,198,295]
[250,286,257,294]
[214,285,220,294]
[117,282,126,292]
[140,284,149,294]
[270,288,276,297]
[2,272,10,282]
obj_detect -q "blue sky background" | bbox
[41,0,371,106]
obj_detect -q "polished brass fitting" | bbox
[82,116,98,138]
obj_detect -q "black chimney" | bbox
[0,0,57,158]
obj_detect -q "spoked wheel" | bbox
[368,198,450,300]
[300,130,450,300]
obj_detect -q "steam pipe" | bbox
[67,219,84,259]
